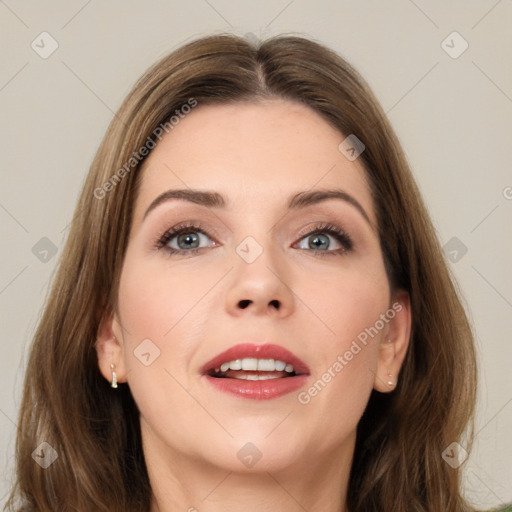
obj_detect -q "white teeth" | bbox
[274,360,286,371]
[257,358,275,371]
[235,373,282,381]
[241,358,258,371]
[230,359,242,370]
[214,358,295,373]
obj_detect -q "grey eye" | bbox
[296,233,342,251]
[167,231,213,251]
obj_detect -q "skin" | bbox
[96,99,411,512]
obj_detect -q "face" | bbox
[97,99,410,478]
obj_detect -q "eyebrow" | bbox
[143,188,373,227]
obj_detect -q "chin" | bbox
[192,433,307,474]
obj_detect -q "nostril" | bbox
[237,299,280,309]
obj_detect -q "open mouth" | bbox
[201,343,310,399]
[207,358,299,380]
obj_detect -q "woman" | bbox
[5,33,484,511]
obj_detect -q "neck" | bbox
[145,425,354,512]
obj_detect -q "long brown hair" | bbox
[5,33,477,511]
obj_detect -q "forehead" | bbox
[133,99,375,223]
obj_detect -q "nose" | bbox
[225,242,295,318]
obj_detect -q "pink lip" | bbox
[201,343,310,401]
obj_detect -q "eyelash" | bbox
[155,221,354,257]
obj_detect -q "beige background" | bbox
[1,0,511,508]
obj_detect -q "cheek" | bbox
[119,235,227,328]
[118,262,200,338]
[116,253,230,377]
[297,262,389,411]
[115,256,215,430]
[304,259,390,348]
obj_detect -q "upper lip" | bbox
[201,343,310,376]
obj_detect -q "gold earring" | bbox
[110,363,118,388]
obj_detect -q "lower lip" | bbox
[203,374,309,400]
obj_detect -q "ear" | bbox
[95,309,128,385]
[373,289,412,393]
